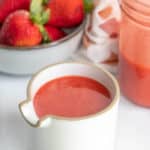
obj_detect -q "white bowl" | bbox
[0,19,86,75]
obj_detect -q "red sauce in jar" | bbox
[119,0,150,107]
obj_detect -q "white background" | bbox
[0,73,150,150]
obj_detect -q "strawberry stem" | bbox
[37,24,51,43]
[42,0,49,5]
[30,0,51,43]
[30,0,50,24]
[84,0,94,13]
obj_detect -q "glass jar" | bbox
[119,0,150,107]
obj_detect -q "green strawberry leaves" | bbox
[42,0,49,5]
[30,0,50,43]
[40,9,50,24]
[84,0,94,13]
[30,0,50,24]
[37,24,50,43]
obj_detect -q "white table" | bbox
[0,73,150,150]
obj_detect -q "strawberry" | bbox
[0,0,30,23]
[45,25,66,41]
[0,0,51,46]
[47,0,85,28]
[0,10,42,46]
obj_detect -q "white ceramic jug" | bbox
[19,62,120,150]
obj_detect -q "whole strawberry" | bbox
[0,0,30,23]
[0,0,51,46]
[0,10,42,46]
[47,0,84,28]
[45,25,66,41]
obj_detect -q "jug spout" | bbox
[19,100,52,128]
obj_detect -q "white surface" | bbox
[0,73,150,150]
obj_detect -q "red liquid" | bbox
[34,76,111,118]
[119,2,150,107]
[120,52,150,107]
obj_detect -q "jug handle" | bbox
[19,100,52,128]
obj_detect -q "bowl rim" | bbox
[0,18,87,51]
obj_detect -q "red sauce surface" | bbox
[34,76,111,118]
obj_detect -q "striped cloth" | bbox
[83,0,121,71]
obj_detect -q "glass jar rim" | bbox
[121,0,150,26]
[122,0,150,16]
